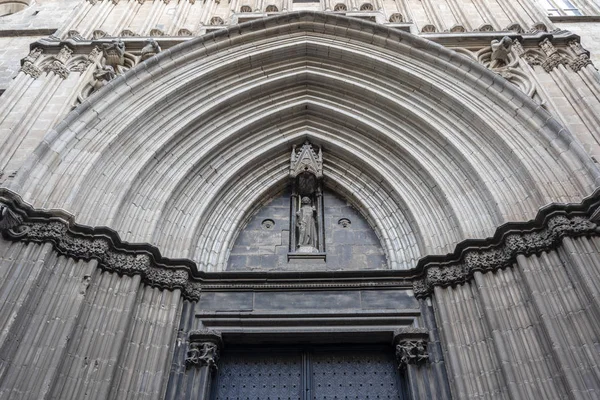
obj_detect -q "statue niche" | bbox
[289,141,325,256]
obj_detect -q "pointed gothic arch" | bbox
[9,12,599,271]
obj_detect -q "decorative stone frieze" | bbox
[412,213,600,298]
[1,187,600,301]
[538,38,570,72]
[0,189,202,301]
[186,330,223,369]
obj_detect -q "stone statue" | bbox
[296,197,318,252]
[91,65,116,91]
[490,36,513,68]
[102,39,126,68]
[141,38,161,61]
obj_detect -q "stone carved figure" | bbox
[102,39,126,69]
[296,196,318,252]
[185,342,220,369]
[396,340,429,367]
[490,36,513,68]
[140,38,161,61]
[92,65,116,91]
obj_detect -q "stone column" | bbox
[185,329,223,399]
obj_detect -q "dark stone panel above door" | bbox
[227,187,388,271]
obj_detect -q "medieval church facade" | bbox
[1,0,600,399]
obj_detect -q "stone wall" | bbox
[0,238,182,400]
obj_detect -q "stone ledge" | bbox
[2,187,600,299]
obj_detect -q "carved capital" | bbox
[44,60,70,79]
[395,340,429,368]
[570,54,593,73]
[20,63,42,79]
[542,52,568,73]
[186,330,223,369]
[19,48,43,78]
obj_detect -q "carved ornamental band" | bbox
[412,212,600,298]
[1,188,600,299]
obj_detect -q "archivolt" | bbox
[10,12,599,271]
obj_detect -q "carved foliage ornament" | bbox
[515,38,593,73]
[2,190,600,301]
[186,343,220,369]
[0,192,201,301]
[412,214,600,298]
[396,340,429,368]
[42,46,73,79]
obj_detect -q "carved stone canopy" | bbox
[290,141,323,179]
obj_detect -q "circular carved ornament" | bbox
[262,219,275,229]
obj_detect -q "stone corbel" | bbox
[186,330,223,369]
[393,327,429,369]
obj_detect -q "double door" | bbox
[211,345,408,400]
